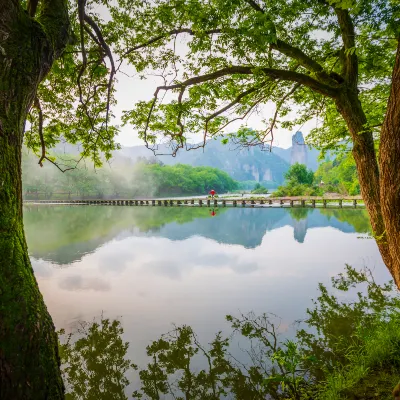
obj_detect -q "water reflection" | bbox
[25,205,388,396]
[24,206,371,265]
[59,266,400,399]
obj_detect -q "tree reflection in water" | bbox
[59,318,136,400]
[59,267,400,399]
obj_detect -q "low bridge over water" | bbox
[24,196,364,208]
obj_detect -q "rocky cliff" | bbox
[290,131,308,166]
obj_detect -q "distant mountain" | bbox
[51,131,322,184]
[272,132,321,171]
[118,132,321,184]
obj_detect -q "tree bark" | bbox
[379,39,400,286]
[0,136,64,398]
[335,89,396,284]
[0,2,69,397]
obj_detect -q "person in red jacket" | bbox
[209,189,216,199]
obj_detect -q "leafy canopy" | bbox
[26,0,399,168]
[112,0,399,154]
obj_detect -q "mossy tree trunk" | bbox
[330,12,400,287]
[0,1,69,398]
[379,40,400,286]
[335,89,395,282]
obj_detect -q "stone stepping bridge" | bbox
[24,196,364,208]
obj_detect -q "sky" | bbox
[110,41,319,151]
[114,72,318,150]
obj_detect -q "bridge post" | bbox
[241,200,246,207]
[207,199,210,207]
[222,200,226,207]
[250,200,255,207]
[353,199,357,208]
[339,199,343,208]
[169,200,174,206]
[280,200,284,207]
[158,200,162,206]
[184,200,188,205]
[312,200,316,208]
[233,200,237,207]
[301,199,305,207]
[177,200,182,205]
[152,200,155,206]
[214,200,218,207]
[268,199,272,205]
[164,200,168,206]
[290,200,294,207]
[260,199,264,205]
[199,199,203,207]
[191,199,195,205]
[323,199,327,208]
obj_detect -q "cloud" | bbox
[59,275,111,292]
[31,258,53,278]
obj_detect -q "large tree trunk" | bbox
[379,40,400,286]
[0,3,69,397]
[0,132,64,399]
[335,89,396,284]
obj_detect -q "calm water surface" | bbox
[24,205,388,372]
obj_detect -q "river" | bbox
[24,205,389,394]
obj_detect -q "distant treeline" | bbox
[22,152,238,199]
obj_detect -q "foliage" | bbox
[251,183,269,194]
[314,153,360,195]
[238,180,279,191]
[271,163,323,197]
[285,163,314,186]
[272,184,323,197]
[112,0,398,154]
[22,150,238,199]
[60,266,400,399]
[132,163,238,196]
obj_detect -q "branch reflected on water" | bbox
[59,266,400,399]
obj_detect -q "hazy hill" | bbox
[51,131,321,185]
[119,132,320,185]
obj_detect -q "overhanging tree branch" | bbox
[123,26,343,87]
[84,13,116,129]
[123,28,221,57]
[271,40,344,86]
[204,84,263,131]
[157,66,339,97]
[244,0,265,13]
[334,7,358,87]
[33,97,75,172]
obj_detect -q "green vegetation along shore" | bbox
[272,155,360,198]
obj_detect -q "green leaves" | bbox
[109,0,397,156]
[59,317,136,400]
